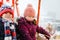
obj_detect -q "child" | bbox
[0,4,17,40]
[17,4,50,40]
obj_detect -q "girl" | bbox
[16,4,50,40]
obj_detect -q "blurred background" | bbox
[1,0,60,40]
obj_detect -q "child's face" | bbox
[25,16,35,21]
[2,12,13,21]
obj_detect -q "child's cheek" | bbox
[2,14,6,19]
[26,17,34,21]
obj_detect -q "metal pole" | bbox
[15,0,20,17]
[0,0,3,7]
[37,0,41,25]
[12,0,14,7]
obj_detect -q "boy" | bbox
[0,4,17,40]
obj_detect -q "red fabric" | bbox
[12,32,16,37]
[0,0,3,7]
[5,30,11,34]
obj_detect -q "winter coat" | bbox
[0,18,4,40]
[0,18,17,40]
[17,17,50,40]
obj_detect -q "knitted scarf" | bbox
[2,19,17,40]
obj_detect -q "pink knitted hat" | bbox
[24,4,35,17]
